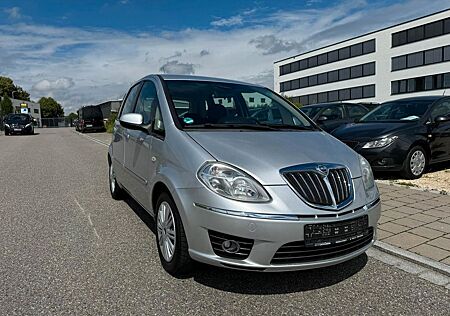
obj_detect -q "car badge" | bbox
[316,165,328,176]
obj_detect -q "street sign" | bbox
[21,108,28,114]
[20,103,28,108]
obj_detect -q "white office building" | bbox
[274,9,450,106]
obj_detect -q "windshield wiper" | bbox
[258,124,316,131]
[185,123,280,130]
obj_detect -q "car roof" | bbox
[141,74,263,87]
[302,102,352,108]
[385,96,445,103]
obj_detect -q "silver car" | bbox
[108,74,381,275]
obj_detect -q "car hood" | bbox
[186,131,361,185]
[332,122,414,141]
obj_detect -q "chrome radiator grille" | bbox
[281,164,353,210]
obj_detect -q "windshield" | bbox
[359,100,432,122]
[301,106,322,118]
[80,106,102,119]
[5,114,31,123]
[164,80,315,130]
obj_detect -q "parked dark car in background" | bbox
[332,96,450,179]
[76,105,105,133]
[3,114,35,135]
[301,102,372,133]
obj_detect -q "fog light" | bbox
[221,240,240,253]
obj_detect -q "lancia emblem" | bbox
[316,165,328,176]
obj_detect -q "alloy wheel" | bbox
[157,201,176,262]
[410,150,425,176]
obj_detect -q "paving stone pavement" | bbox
[377,183,450,265]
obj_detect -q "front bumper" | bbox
[6,125,33,134]
[175,184,381,272]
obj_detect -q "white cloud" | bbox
[1,0,449,112]
[4,7,22,19]
[211,15,243,27]
[32,78,75,91]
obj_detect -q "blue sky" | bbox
[0,0,449,112]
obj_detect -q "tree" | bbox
[0,96,14,117]
[38,97,64,118]
[0,76,30,101]
[67,112,78,121]
[285,96,302,108]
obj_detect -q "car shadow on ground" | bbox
[375,160,450,180]
[124,193,368,294]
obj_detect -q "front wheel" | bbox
[156,192,193,276]
[402,146,427,179]
[109,162,125,200]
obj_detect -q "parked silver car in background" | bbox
[108,74,381,275]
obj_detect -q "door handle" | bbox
[126,133,130,139]
[151,156,157,162]
[138,137,145,143]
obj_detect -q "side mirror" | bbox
[317,115,328,122]
[119,113,144,130]
[435,116,450,124]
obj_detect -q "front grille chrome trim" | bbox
[280,163,354,211]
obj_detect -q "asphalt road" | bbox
[0,128,449,315]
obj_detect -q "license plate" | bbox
[14,129,22,132]
[86,124,93,127]
[304,215,369,247]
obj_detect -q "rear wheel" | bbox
[4,131,9,136]
[109,161,125,200]
[402,146,427,179]
[156,192,193,276]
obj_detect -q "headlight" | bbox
[198,162,271,202]
[25,123,31,127]
[4,123,9,128]
[359,155,375,190]
[362,136,398,149]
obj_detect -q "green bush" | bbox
[106,112,117,133]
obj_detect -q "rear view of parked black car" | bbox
[332,96,450,179]
[76,105,105,133]
[301,102,372,133]
[3,114,35,135]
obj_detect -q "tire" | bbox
[4,131,9,136]
[401,145,427,179]
[109,161,125,200]
[155,192,193,276]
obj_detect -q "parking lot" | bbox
[0,128,448,315]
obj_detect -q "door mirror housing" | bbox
[317,116,328,122]
[434,115,450,124]
[119,113,144,129]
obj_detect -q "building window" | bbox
[308,94,318,104]
[317,53,327,65]
[350,43,363,57]
[363,62,375,76]
[300,77,308,88]
[363,85,375,98]
[339,68,350,80]
[407,26,424,43]
[327,50,339,63]
[317,73,327,85]
[290,61,300,72]
[308,75,317,86]
[328,90,339,102]
[338,47,350,60]
[407,52,423,68]
[392,17,450,47]
[350,86,363,99]
[392,71,450,95]
[350,65,363,78]
[328,70,339,82]
[308,56,318,68]
[34,109,39,114]
[425,20,443,38]
[299,59,308,70]
[424,47,443,65]
[249,97,254,102]
[299,96,308,105]
[363,39,376,54]
[392,30,407,47]
[444,46,450,61]
[261,98,266,103]
[392,56,407,71]
[318,92,327,103]
[291,79,300,90]
[339,89,351,101]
